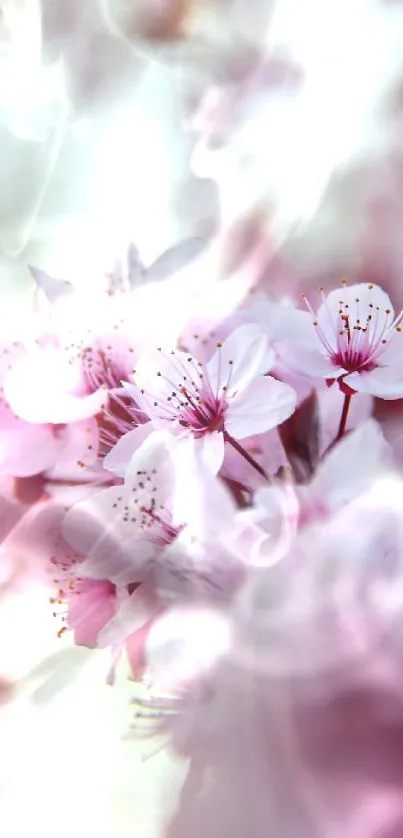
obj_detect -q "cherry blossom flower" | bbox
[62,433,188,586]
[3,497,154,682]
[3,239,218,475]
[3,277,147,471]
[278,282,403,399]
[122,324,296,474]
[63,428,273,671]
[63,431,248,599]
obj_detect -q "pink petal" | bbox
[45,418,100,475]
[4,501,75,580]
[103,422,152,477]
[313,419,391,512]
[121,381,160,422]
[346,368,403,399]
[147,238,206,282]
[4,351,106,423]
[206,324,272,394]
[373,333,403,366]
[68,579,117,647]
[249,299,314,343]
[0,419,63,477]
[0,478,28,542]
[98,586,160,646]
[226,376,296,438]
[125,617,156,680]
[172,439,235,535]
[124,430,176,500]
[277,340,344,379]
[192,432,225,475]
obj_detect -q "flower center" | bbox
[178,385,227,436]
[139,503,183,546]
[303,282,403,375]
[80,346,148,459]
[113,469,183,547]
[134,346,234,438]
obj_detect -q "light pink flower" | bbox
[278,282,403,398]
[123,325,296,473]
[62,432,188,587]
[63,431,247,599]
[3,240,212,472]
[3,288,145,469]
[62,431,261,681]
[3,497,153,680]
[88,436,274,678]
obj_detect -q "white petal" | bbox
[4,350,105,423]
[0,420,63,477]
[206,324,271,394]
[62,486,155,584]
[277,340,344,379]
[146,238,205,282]
[313,419,391,511]
[193,432,225,475]
[124,429,176,499]
[133,347,195,403]
[249,299,315,343]
[374,333,403,366]
[226,377,296,438]
[346,368,403,399]
[103,423,152,477]
[172,438,235,535]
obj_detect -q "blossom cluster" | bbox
[1,236,403,690]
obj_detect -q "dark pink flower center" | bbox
[113,470,183,547]
[330,350,378,374]
[178,385,227,436]
[80,345,147,459]
[139,503,183,546]
[303,283,403,377]
[135,346,235,438]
